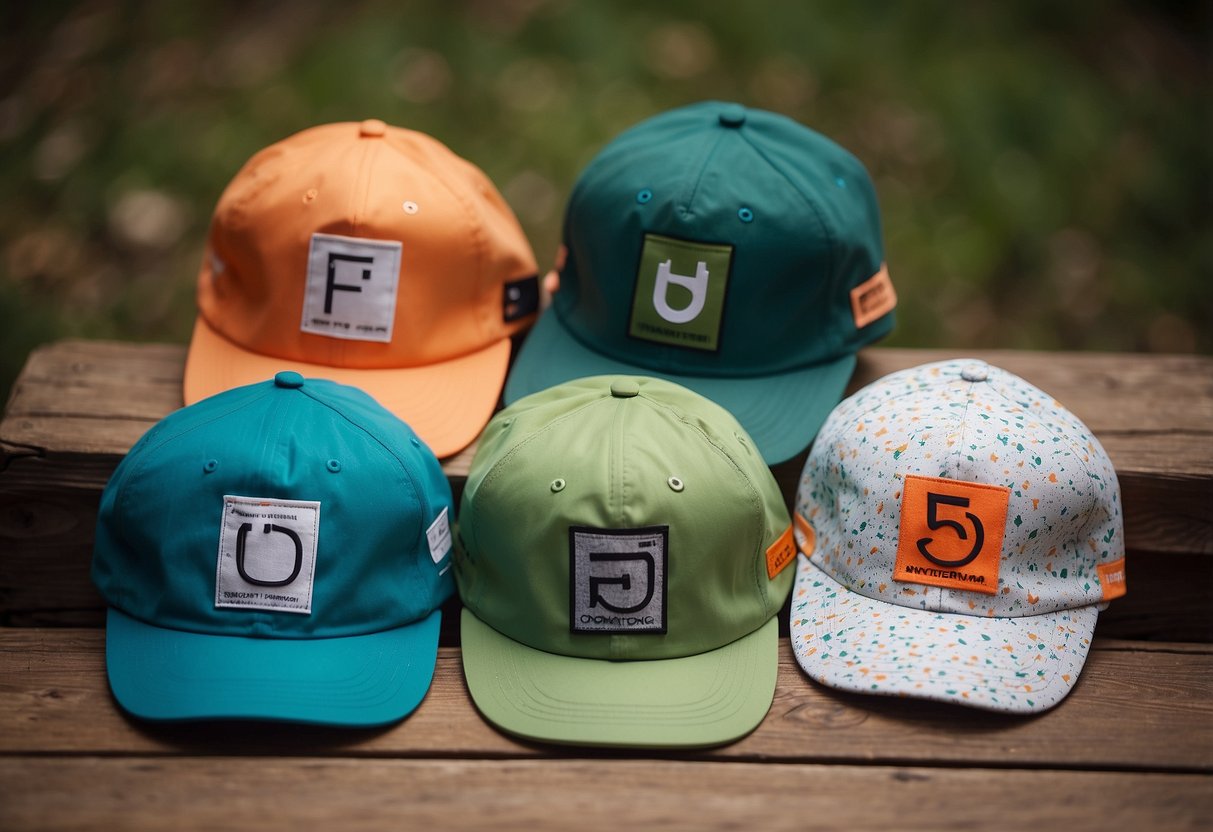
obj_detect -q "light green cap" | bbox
[456,375,793,747]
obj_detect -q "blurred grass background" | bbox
[1,0,1209,405]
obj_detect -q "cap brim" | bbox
[105,607,442,726]
[184,316,508,458]
[460,608,778,748]
[504,309,854,464]
[789,556,1098,713]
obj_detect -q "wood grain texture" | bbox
[3,547,1207,640]
[2,629,1209,771]
[1,757,1209,832]
[1,341,1210,628]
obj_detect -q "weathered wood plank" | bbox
[4,341,1209,546]
[1,341,1210,629]
[2,546,1206,641]
[0,757,1208,832]
[2,630,1209,771]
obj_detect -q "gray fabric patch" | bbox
[569,526,667,634]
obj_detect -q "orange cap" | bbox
[183,119,539,457]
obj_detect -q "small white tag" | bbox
[300,233,401,342]
[215,495,321,614]
[426,507,452,564]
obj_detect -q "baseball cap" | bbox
[504,101,896,464]
[791,359,1127,713]
[92,371,456,725]
[456,375,796,747]
[184,119,539,458]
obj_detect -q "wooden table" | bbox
[1,341,1211,830]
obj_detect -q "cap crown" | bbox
[92,376,455,637]
[197,120,537,370]
[553,101,893,377]
[798,360,1125,617]
[456,376,792,659]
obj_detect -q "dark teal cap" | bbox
[91,371,455,725]
[505,101,897,464]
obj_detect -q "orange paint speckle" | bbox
[1049,473,1058,483]
[1027,593,1040,605]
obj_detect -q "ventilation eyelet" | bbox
[551,478,566,492]
[402,200,419,214]
[737,207,754,223]
[203,459,219,474]
[668,476,684,492]
[326,459,342,473]
[636,189,653,204]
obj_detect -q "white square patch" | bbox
[300,233,401,342]
[215,495,321,614]
[570,526,667,634]
[426,507,452,565]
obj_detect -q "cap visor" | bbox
[504,309,854,464]
[789,556,1098,713]
[184,316,508,458]
[105,607,442,726]
[460,608,778,748]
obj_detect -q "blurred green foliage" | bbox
[1,0,1209,405]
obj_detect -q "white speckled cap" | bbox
[790,359,1126,713]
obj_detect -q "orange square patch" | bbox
[893,475,1010,595]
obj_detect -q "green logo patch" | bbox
[628,233,732,352]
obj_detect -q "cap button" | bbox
[960,363,990,383]
[359,119,387,138]
[718,104,747,128]
[274,371,305,389]
[610,379,640,398]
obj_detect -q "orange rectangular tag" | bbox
[1097,558,1127,601]
[794,512,816,556]
[893,475,1010,595]
[849,263,896,329]
[766,525,796,579]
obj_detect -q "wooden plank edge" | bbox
[2,630,1209,772]
[0,757,1209,832]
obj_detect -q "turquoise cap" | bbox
[505,101,897,464]
[92,372,455,725]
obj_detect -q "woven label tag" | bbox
[570,526,667,634]
[629,233,732,352]
[300,233,401,342]
[766,525,796,579]
[1097,558,1127,601]
[216,495,320,614]
[850,263,896,328]
[426,507,452,565]
[894,475,1009,595]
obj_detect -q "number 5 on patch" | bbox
[894,475,1010,595]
